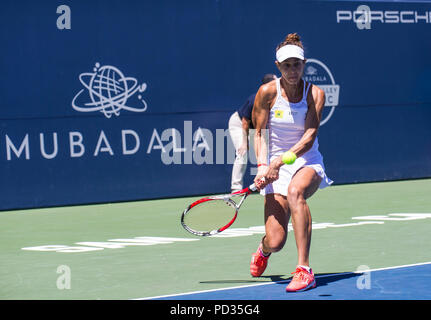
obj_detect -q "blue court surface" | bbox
[150,262,431,300]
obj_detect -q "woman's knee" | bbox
[263,233,287,253]
[287,184,305,205]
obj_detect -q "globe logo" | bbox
[72,63,148,118]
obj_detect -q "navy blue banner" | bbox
[1,0,430,210]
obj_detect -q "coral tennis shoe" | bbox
[250,246,270,277]
[286,266,316,292]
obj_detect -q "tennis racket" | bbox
[181,182,260,237]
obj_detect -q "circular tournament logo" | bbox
[303,59,340,126]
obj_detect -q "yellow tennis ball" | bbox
[282,151,297,165]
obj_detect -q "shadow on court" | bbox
[199,275,289,284]
[316,272,360,285]
[314,272,361,297]
[199,272,360,287]
[166,272,364,300]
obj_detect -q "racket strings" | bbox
[183,199,237,233]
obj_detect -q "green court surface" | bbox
[1,178,430,300]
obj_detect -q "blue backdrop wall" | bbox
[1,0,430,210]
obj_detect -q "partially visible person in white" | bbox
[228,74,277,192]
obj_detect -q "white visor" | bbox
[276,45,305,62]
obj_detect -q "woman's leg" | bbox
[287,167,322,267]
[261,193,291,254]
[250,192,290,277]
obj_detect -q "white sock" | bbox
[259,246,271,257]
[298,265,311,273]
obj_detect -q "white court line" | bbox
[133,261,431,300]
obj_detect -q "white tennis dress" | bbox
[261,78,333,196]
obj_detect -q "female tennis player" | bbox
[251,33,333,292]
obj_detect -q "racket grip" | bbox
[249,177,265,192]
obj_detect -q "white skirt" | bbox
[260,152,333,197]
